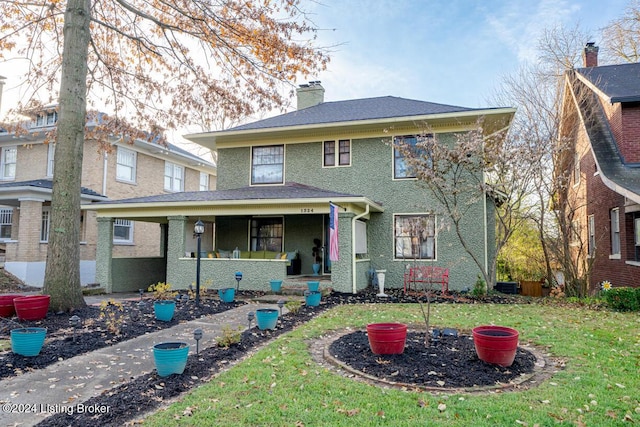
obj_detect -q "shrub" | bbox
[285,300,302,314]
[147,282,177,300]
[99,299,125,334]
[602,287,640,311]
[217,325,243,348]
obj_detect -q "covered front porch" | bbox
[88,183,383,294]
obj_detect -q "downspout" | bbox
[102,152,108,196]
[352,204,370,294]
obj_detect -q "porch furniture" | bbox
[403,266,449,294]
[214,249,301,275]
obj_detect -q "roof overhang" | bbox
[184,108,516,150]
[0,185,107,206]
[84,195,383,223]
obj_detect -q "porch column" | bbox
[330,211,354,293]
[166,215,187,287]
[16,198,44,261]
[95,217,114,293]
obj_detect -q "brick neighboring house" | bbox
[557,43,640,291]
[0,105,217,286]
[88,83,514,294]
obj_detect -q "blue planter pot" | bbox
[153,342,190,377]
[218,287,236,303]
[307,281,320,292]
[11,327,47,357]
[269,280,283,293]
[305,291,322,307]
[154,300,176,322]
[312,263,321,276]
[255,308,279,330]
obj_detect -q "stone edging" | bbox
[308,328,562,395]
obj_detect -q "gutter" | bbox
[351,204,369,294]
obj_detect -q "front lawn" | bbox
[144,302,640,426]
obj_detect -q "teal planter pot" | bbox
[307,281,320,292]
[218,287,235,303]
[305,291,322,307]
[153,342,190,377]
[153,300,176,322]
[269,280,282,293]
[11,327,47,357]
[255,308,279,330]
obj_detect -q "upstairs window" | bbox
[199,172,209,191]
[0,208,12,239]
[1,147,17,180]
[34,111,58,127]
[393,134,433,179]
[324,140,351,167]
[116,146,137,183]
[47,143,56,177]
[164,162,184,192]
[252,145,284,184]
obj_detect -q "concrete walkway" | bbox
[0,297,288,426]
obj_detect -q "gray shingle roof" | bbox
[229,96,477,131]
[577,62,640,103]
[94,182,366,205]
[0,179,105,198]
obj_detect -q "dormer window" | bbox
[34,111,58,127]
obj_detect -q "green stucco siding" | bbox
[216,133,491,291]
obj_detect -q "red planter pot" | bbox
[0,294,21,318]
[13,295,51,321]
[472,325,519,367]
[366,322,407,355]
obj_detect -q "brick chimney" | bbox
[583,42,599,67]
[296,81,324,110]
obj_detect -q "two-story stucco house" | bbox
[88,83,514,294]
[0,105,217,286]
[557,43,640,292]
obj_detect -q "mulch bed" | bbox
[0,287,534,426]
[328,330,536,389]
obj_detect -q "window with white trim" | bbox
[0,208,12,239]
[588,215,595,256]
[1,147,17,180]
[199,172,209,191]
[323,140,351,167]
[34,111,57,128]
[251,145,284,184]
[164,162,184,192]
[394,214,436,259]
[611,208,620,256]
[41,209,50,242]
[250,217,283,252]
[47,143,55,177]
[113,219,134,243]
[393,135,433,179]
[116,146,136,183]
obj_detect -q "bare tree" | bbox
[0,0,328,311]
[601,1,640,64]
[395,121,528,293]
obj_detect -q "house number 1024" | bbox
[300,208,314,213]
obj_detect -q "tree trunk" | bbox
[43,0,91,312]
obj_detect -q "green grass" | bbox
[144,303,640,426]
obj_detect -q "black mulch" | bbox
[0,288,530,427]
[329,330,536,389]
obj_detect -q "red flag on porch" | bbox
[329,202,339,261]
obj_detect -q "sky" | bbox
[0,0,633,149]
